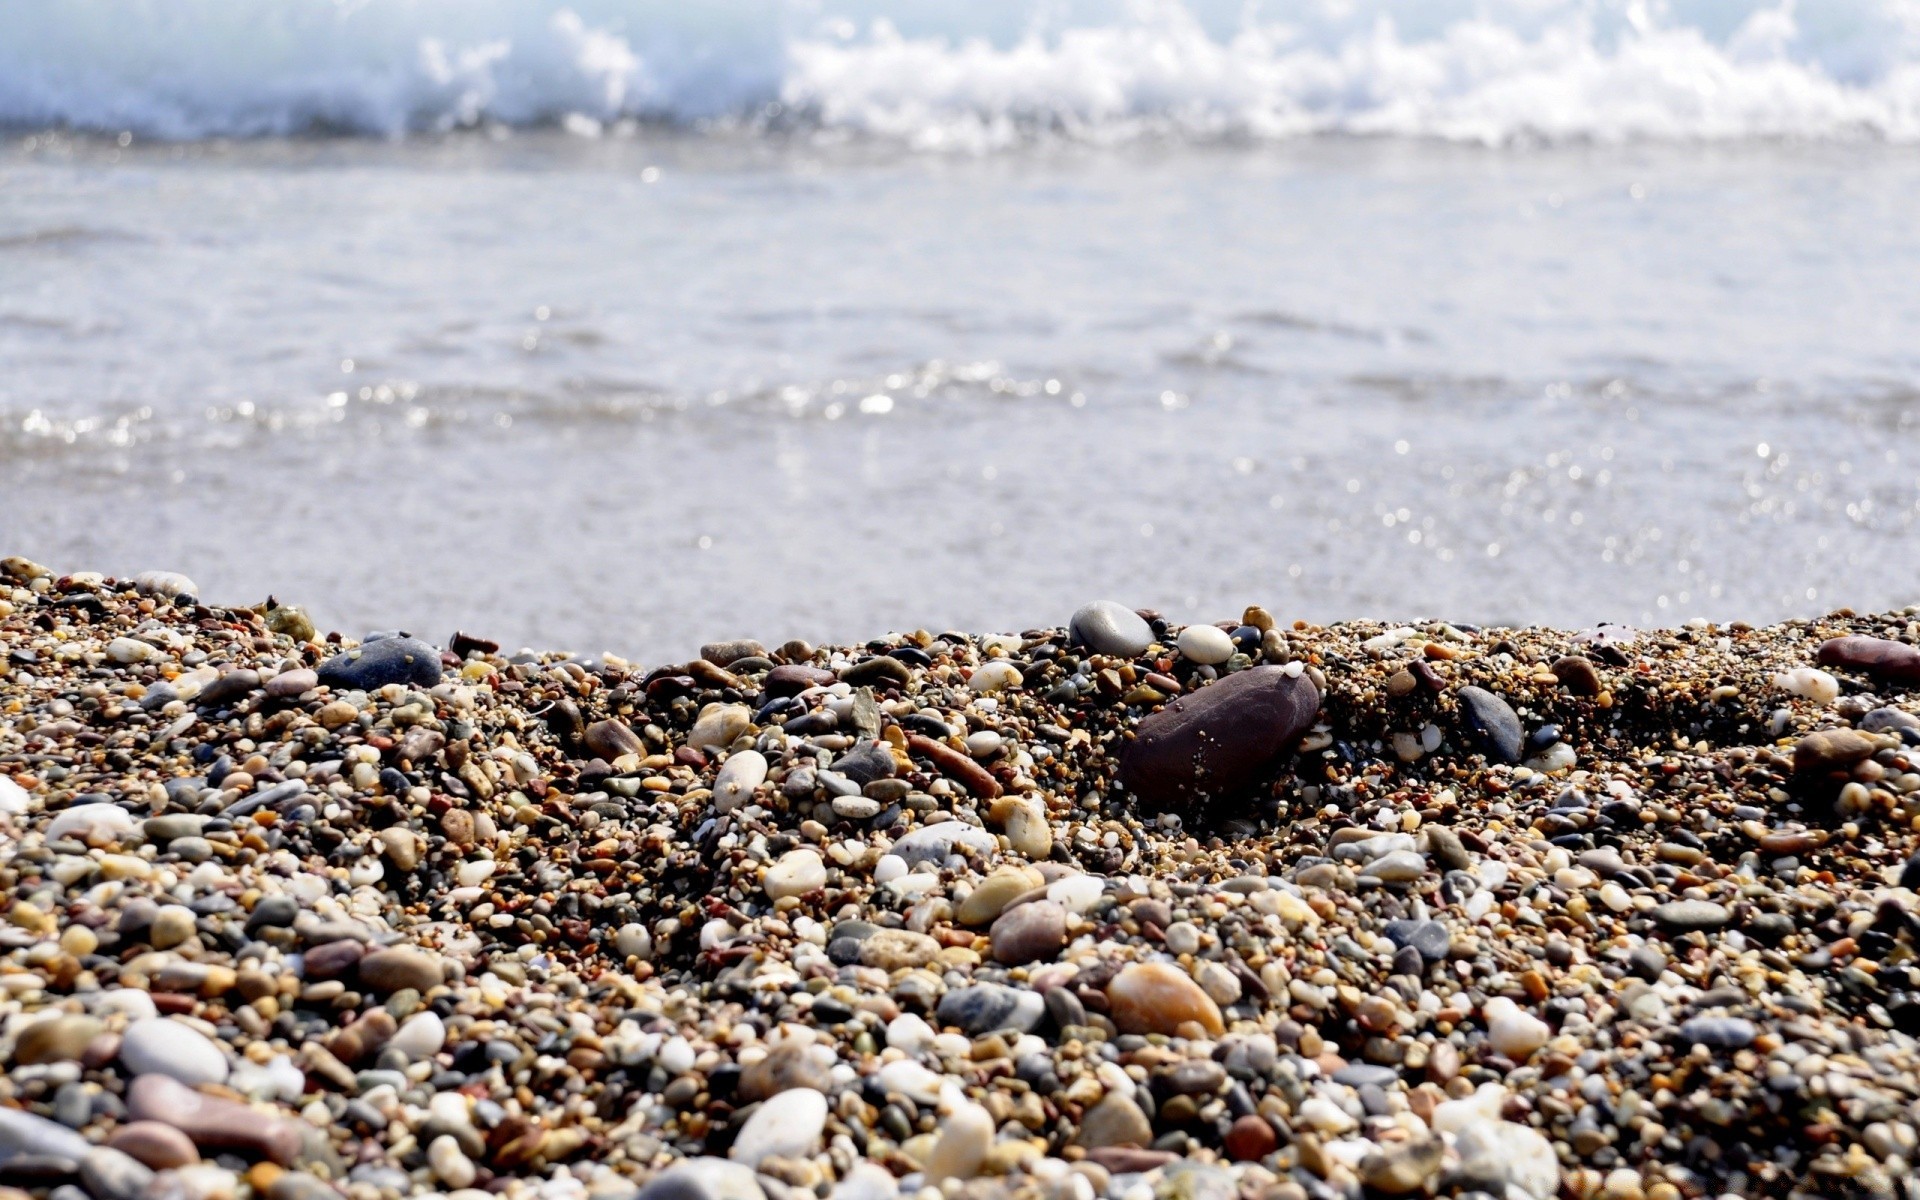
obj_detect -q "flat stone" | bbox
[891,823,999,866]
[317,637,442,691]
[764,665,836,697]
[1651,900,1731,932]
[1119,666,1320,815]
[1070,601,1155,657]
[1456,686,1524,764]
[1106,962,1224,1037]
[1677,1016,1756,1050]
[119,1017,228,1085]
[764,849,827,901]
[357,947,443,994]
[1073,1091,1152,1148]
[1794,728,1877,774]
[989,899,1066,965]
[727,1087,827,1167]
[840,656,911,688]
[1818,636,1920,685]
[264,668,318,699]
[0,1106,94,1162]
[858,928,939,971]
[739,1043,832,1103]
[936,983,1046,1035]
[832,741,896,785]
[106,1122,199,1170]
[127,1074,304,1164]
[1383,919,1450,963]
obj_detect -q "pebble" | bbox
[1676,1016,1756,1049]
[1484,998,1550,1060]
[727,1088,828,1167]
[1650,899,1731,932]
[1069,601,1155,657]
[890,823,998,865]
[357,947,444,994]
[1120,666,1320,813]
[106,1122,199,1170]
[764,849,827,901]
[1456,686,1524,764]
[1383,918,1450,962]
[12,1015,104,1065]
[936,984,1045,1035]
[1175,625,1234,665]
[1357,1137,1442,1195]
[80,1147,156,1200]
[317,636,442,690]
[688,703,751,751]
[1794,728,1878,774]
[989,899,1066,965]
[1818,635,1920,684]
[922,1097,993,1182]
[0,1107,94,1162]
[429,1135,478,1188]
[713,751,768,812]
[1774,666,1840,703]
[1003,795,1051,858]
[119,1018,229,1086]
[1073,1091,1152,1147]
[1106,962,1224,1036]
[388,1012,447,1061]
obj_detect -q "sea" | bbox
[4,0,1920,662]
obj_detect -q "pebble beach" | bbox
[5,557,1920,1200]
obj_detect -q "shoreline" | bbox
[3,559,1920,1199]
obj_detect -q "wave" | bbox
[4,0,1920,146]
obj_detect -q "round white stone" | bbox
[727,1087,828,1166]
[389,1012,447,1061]
[1175,625,1234,665]
[119,1017,229,1086]
[713,750,768,812]
[764,849,827,900]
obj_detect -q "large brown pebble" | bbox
[1794,728,1877,774]
[12,1015,103,1065]
[1119,666,1319,815]
[906,733,1002,799]
[301,940,364,980]
[1224,1114,1277,1162]
[108,1122,199,1170]
[584,720,644,762]
[1817,636,1920,686]
[1106,962,1224,1036]
[1549,656,1603,695]
[764,664,836,697]
[126,1075,303,1165]
[990,900,1066,966]
[356,947,444,994]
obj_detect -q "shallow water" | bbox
[4,133,1919,659]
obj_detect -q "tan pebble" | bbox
[1106,961,1224,1037]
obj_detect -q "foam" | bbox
[4,0,1920,145]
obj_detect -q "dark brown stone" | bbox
[1817,636,1920,686]
[764,665,836,697]
[126,1075,303,1165]
[1119,666,1320,814]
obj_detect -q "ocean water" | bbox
[3,1,1920,661]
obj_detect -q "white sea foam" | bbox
[3,0,1920,145]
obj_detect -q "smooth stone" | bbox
[1818,636,1920,685]
[639,1158,766,1200]
[45,803,138,843]
[958,869,1041,926]
[727,1088,828,1167]
[1357,1137,1443,1195]
[119,1018,229,1086]
[1676,1016,1756,1050]
[833,741,896,786]
[1383,919,1450,963]
[739,1043,832,1103]
[1074,1091,1152,1148]
[764,849,828,901]
[585,720,645,762]
[936,984,1046,1035]
[1456,686,1524,764]
[357,947,444,994]
[1452,1119,1560,1200]
[923,1098,994,1183]
[1794,728,1877,774]
[1651,900,1731,932]
[106,1122,199,1170]
[194,668,261,709]
[890,823,999,866]
[990,900,1066,965]
[80,1147,155,1200]
[1864,707,1920,734]
[145,814,207,844]
[317,637,442,691]
[1069,601,1155,657]
[1003,796,1052,859]
[859,929,940,971]
[388,1012,447,1061]
[1359,849,1426,883]
[1106,962,1224,1036]
[0,1107,94,1162]
[712,751,768,812]
[839,655,911,688]
[1119,666,1321,814]
[701,639,766,667]
[263,668,317,699]
[1175,625,1235,665]
[1223,1114,1277,1162]
[133,570,198,599]
[12,1015,104,1065]
[689,704,752,751]
[1484,999,1549,1060]
[429,1135,477,1188]
[831,795,881,820]
[125,1075,304,1165]
[1549,656,1603,695]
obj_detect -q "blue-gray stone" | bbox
[936,984,1045,1035]
[1456,686,1524,764]
[1677,1016,1756,1050]
[1383,918,1451,963]
[318,637,442,691]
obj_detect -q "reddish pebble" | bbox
[1225,1115,1277,1161]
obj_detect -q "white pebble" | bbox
[1774,667,1839,705]
[713,750,768,812]
[1175,625,1234,665]
[969,661,1022,693]
[764,849,827,900]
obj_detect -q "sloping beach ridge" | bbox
[3,557,1920,1199]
